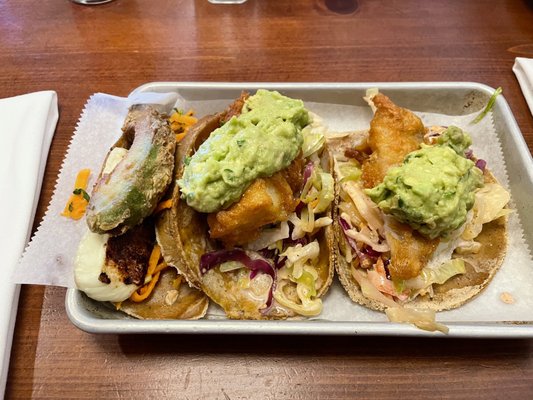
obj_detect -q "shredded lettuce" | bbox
[280,240,320,279]
[289,173,335,240]
[339,202,363,227]
[351,267,449,333]
[314,172,334,213]
[367,269,401,299]
[301,111,329,158]
[385,307,449,334]
[342,181,385,235]
[350,268,398,308]
[344,225,390,252]
[219,261,245,273]
[246,221,289,251]
[289,213,306,240]
[462,183,511,240]
[340,183,388,253]
[401,259,466,291]
[295,270,317,297]
[455,240,482,255]
[274,280,323,316]
[300,169,335,214]
[302,129,325,158]
[337,159,362,183]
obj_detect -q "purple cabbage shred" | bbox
[200,248,277,308]
[475,159,487,172]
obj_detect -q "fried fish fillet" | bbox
[361,94,437,280]
[385,220,440,280]
[361,94,425,189]
[207,152,303,248]
[281,153,305,193]
[221,91,250,124]
[207,172,297,247]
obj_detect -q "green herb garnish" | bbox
[471,87,502,124]
[73,188,90,202]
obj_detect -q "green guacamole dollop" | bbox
[436,125,472,155]
[178,89,308,213]
[365,127,484,239]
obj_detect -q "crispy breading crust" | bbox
[86,105,176,235]
[362,93,425,189]
[361,93,439,279]
[385,222,440,280]
[207,173,297,248]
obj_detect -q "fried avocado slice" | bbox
[86,104,175,235]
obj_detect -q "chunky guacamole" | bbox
[179,90,309,213]
[436,125,472,155]
[366,127,484,239]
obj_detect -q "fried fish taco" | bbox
[156,90,336,319]
[74,104,208,320]
[329,92,510,333]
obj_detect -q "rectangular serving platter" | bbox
[66,82,533,337]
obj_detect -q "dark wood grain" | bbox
[2,0,533,398]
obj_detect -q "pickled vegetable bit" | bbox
[61,168,91,220]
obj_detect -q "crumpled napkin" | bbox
[512,57,533,116]
[0,91,58,396]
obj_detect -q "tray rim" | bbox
[66,81,533,337]
[65,288,533,337]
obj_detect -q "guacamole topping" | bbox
[366,127,484,239]
[436,125,472,155]
[179,90,308,213]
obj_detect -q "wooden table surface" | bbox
[2,0,533,398]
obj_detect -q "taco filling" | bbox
[164,90,335,319]
[330,92,510,333]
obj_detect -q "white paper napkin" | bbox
[0,91,58,397]
[513,57,533,116]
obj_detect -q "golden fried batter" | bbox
[361,94,438,280]
[207,172,297,247]
[385,222,439,280]
[220,91,250,124]
[281,152,304,193]
[361,94,425,189]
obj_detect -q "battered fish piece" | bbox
[207,153,303,248]
[362,93,437,280]
[281,153,304,193]
[385,221,440,280]
[362,94,425,189]
[220,91,250,124]
[207,172,297,247]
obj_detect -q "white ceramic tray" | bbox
[66,82,533,337]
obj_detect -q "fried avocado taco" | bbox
[156,90,336,319]
[329,92,510,333]
[74,104,208,320]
